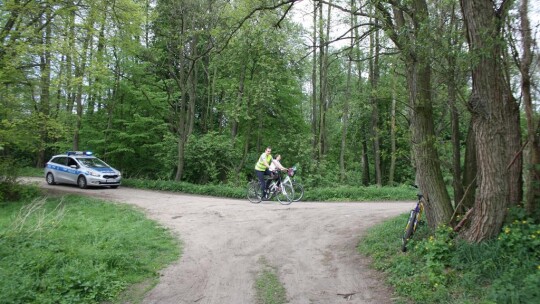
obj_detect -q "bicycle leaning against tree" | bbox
[401,185,426,252]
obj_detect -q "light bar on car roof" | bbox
[66,151,93,156]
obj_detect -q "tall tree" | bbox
[375,0,454,228]
[460,0,522,241]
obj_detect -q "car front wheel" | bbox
[46,173,56,185]
[77,176,88,189]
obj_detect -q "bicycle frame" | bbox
[280,166,304,202]
[401,192,425,252]
[412,193,424,230]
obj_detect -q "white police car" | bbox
[44,151,122,189]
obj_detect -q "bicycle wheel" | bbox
[291,181,304,202]
[276,182,293,205]
[401,210,417,252]
[247,180,262,204]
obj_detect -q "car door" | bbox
[51,157,69,183]
[64,157,81,184]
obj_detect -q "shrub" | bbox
[0,157,41,202]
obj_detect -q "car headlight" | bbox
[87,171,100,177]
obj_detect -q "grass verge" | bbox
[358,211,540,303]
[255,257,288,304]
[123,178,415,202]
[0,195,181,304]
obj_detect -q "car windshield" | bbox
[77,157,109,168]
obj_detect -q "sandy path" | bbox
[29,178,412,304]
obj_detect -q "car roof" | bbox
[52,151,97,158]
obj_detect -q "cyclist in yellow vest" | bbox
[255,146,273,199]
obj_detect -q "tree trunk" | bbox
[37,10,52,168]
[389,82,396,185]
[387,0,454,228]
[460,0,521,241]
[340,6,354,183]
[361,122,370,186]
[317,1,331,160]
[449,74,464,209]
[519,0,540,217]
[72,23,93,150]
[460,122,477,212]
[369,22,382,187]
[311,0,318,155]
[406,58,454,228]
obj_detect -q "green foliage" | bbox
[0,158,41,202]
[183,132,240,184]
[359,212,540,304]
[0,195,180,303]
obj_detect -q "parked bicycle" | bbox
[281,166,304,202]
[401,186,425,252]
[247,170,293,205]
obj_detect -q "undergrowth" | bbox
[0,195,180,303]
[358,207,540,303]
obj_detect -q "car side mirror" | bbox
[70,165,78,169]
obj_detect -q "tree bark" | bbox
[460,0,521,241]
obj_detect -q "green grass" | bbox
[18,167,44,177]
[0,195,181,304]
[358,212,540,304]
[255,257,288,304]
[123,178,415,202]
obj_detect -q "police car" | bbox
[44,151,122,189]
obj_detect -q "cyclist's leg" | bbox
[256,170,266,198]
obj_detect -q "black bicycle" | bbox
[401,187,425,252]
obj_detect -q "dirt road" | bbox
[30,178,412,304]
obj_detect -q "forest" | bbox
[1,0,539,242]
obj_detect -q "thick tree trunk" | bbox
[406,58,454,228]
[460,0,521,241]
